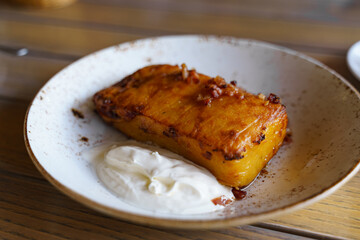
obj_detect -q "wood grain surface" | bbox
[0,0,359,239]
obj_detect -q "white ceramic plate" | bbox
[24,35,360,229]
[347,40,360,82]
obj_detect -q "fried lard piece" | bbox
[93,64,288,187]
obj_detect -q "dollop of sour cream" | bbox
[93,141,234,214]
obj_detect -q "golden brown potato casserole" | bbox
[93,64,288,187]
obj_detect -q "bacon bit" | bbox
[205,78,223,98]
[203,98,212,106]
[197,94,212,106]
[181,63,189,80]
[268,93,281,104]
[211,77,240,97]
[181,64,200,84]
[258,93,266,100]
[230,80,237,86]
[210,86,222,98]
[197,76,242,106]
[188,70,200,84]
[231,188,247,200]
[211,195,233,206]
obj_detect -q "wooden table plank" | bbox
[5,0,360,26]
[0,53,70,100]
[0,229,29,240]
[0,99,44,179]
[0,3,359,55]
[82,0,360,26]
[0,19,142,56]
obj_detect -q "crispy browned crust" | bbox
[93,64,287,187]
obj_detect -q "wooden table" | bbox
[1,0,359,239]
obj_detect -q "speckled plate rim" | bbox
[24,35,360,229]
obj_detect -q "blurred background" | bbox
[0,1,360,239]
[0,0,360,101]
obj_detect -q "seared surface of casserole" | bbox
[93,64,288,187]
